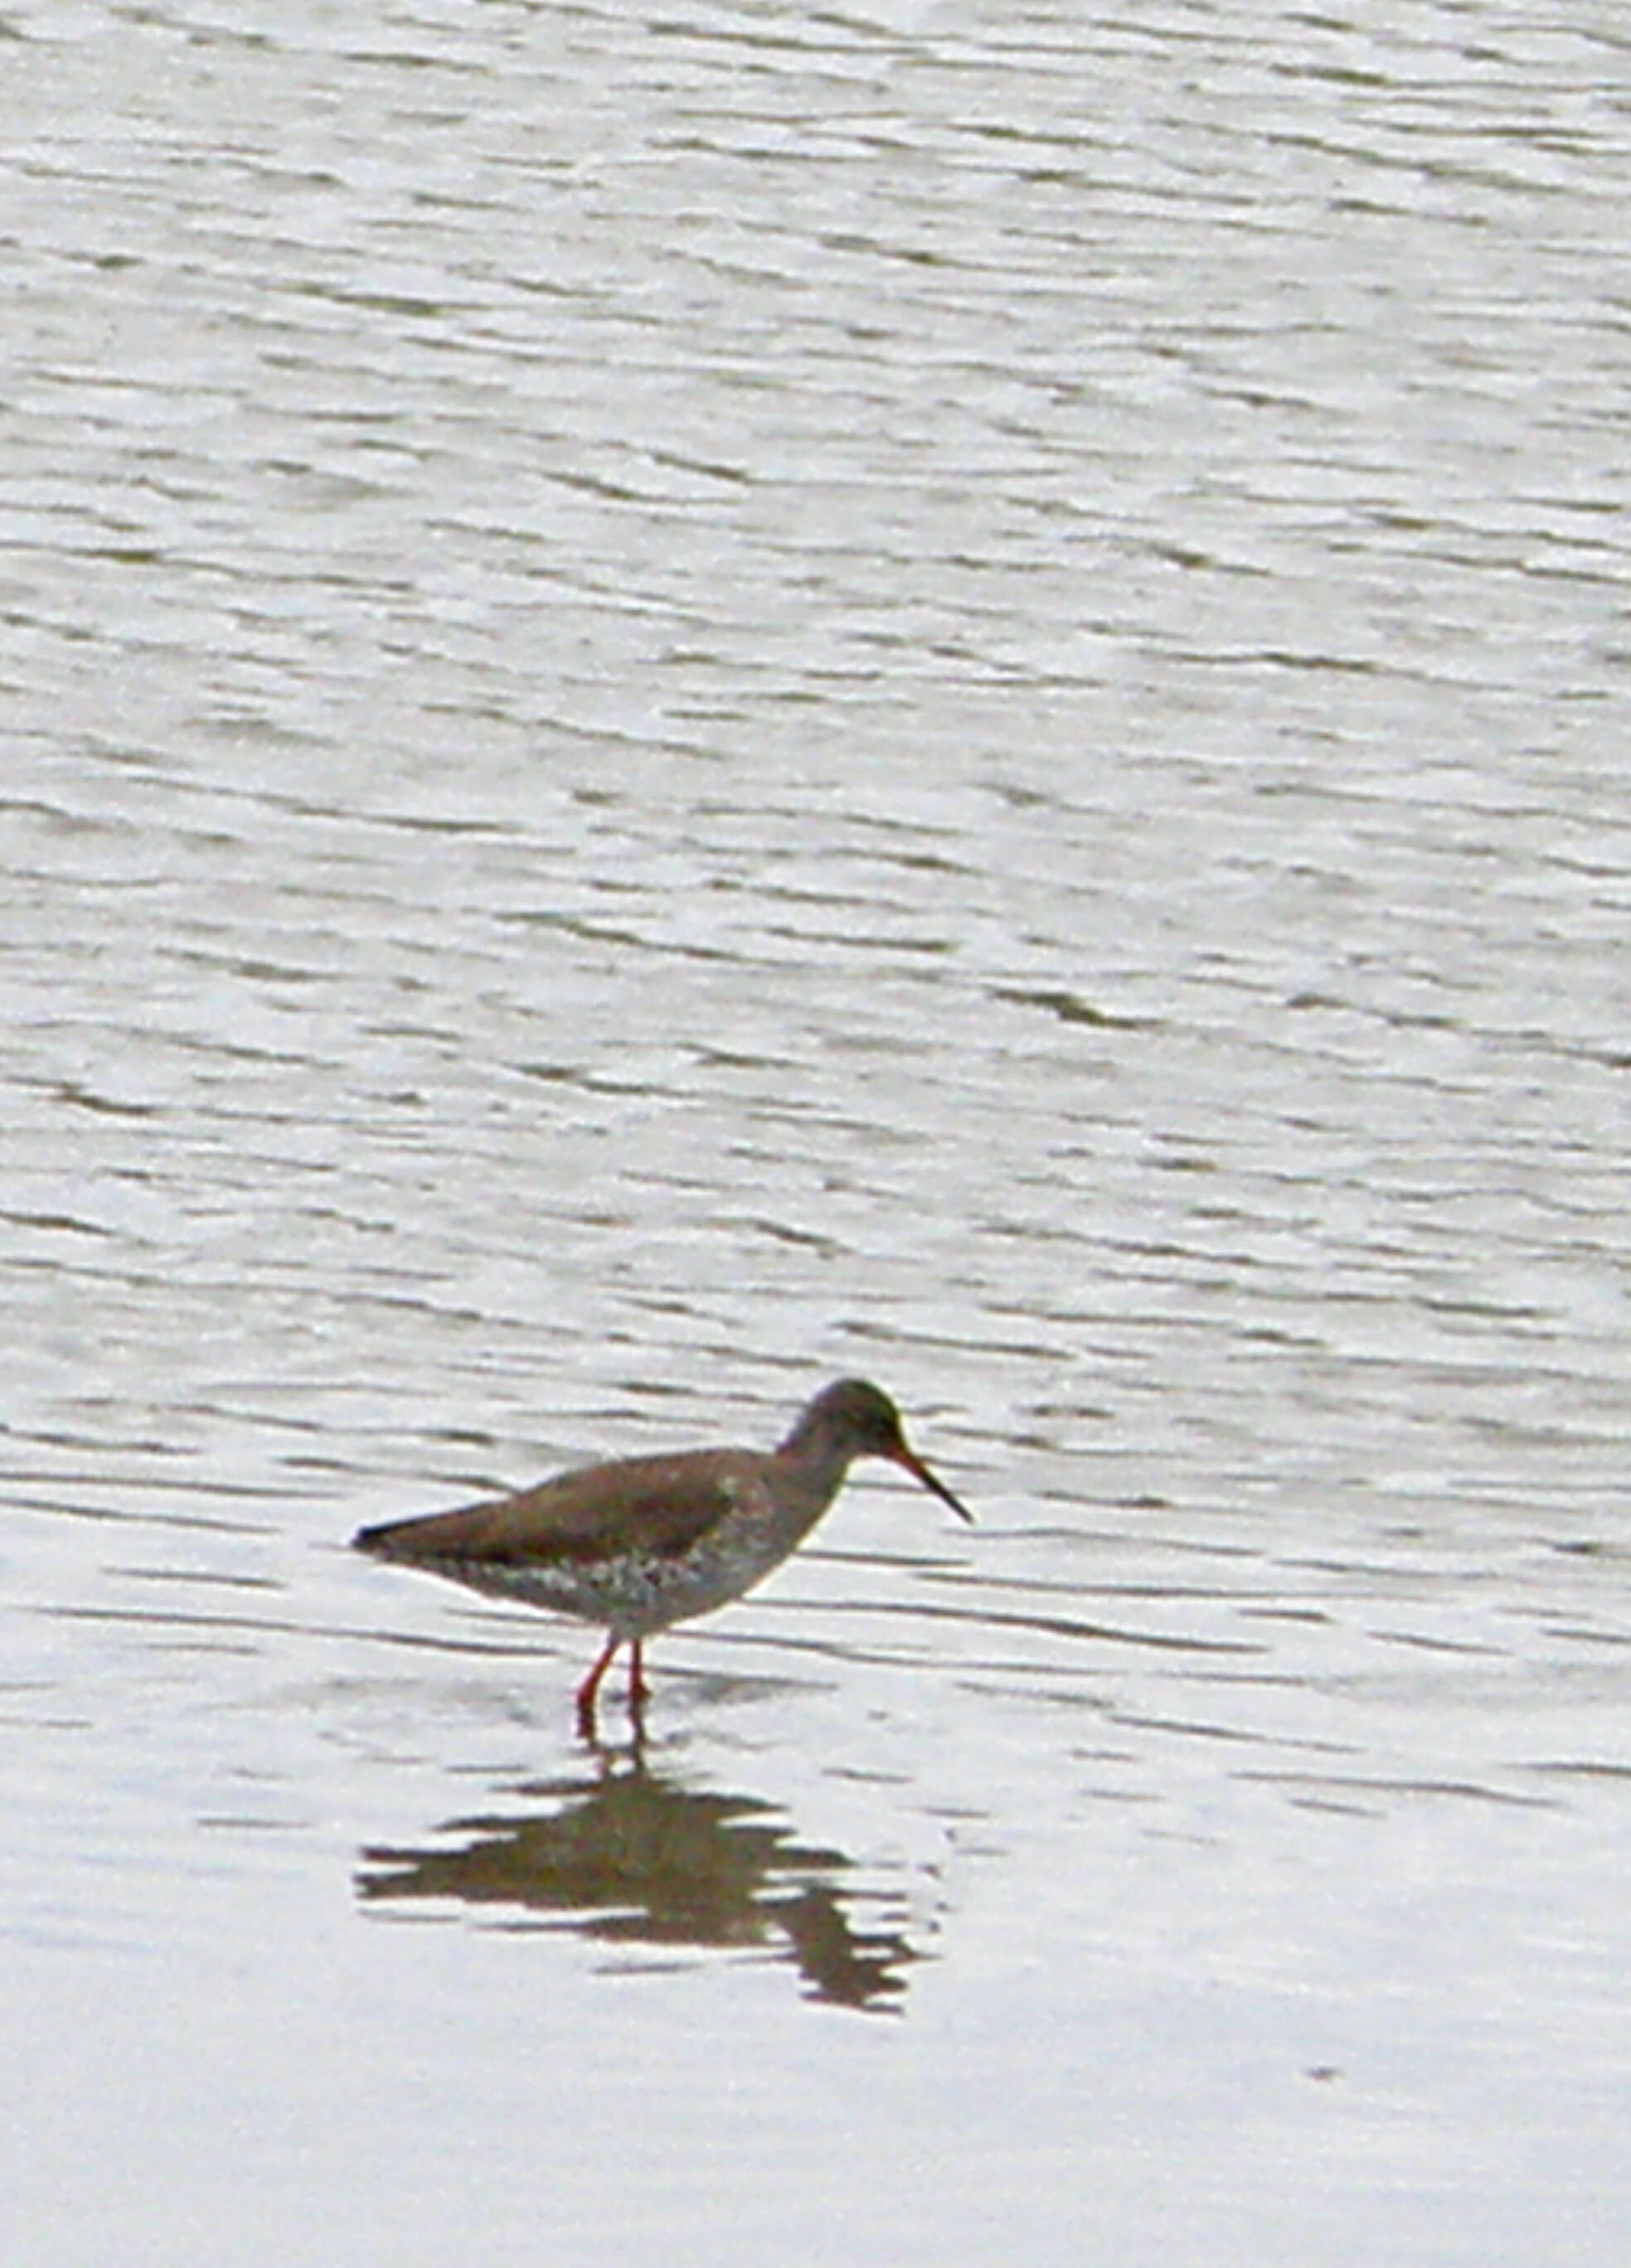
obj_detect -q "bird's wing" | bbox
[354,1447,757,1568]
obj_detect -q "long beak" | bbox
[891,1442,975,1524]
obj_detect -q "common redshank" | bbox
[353,1378,973,1737]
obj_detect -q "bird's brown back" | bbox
[354,1447,764,1570]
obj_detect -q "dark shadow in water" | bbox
[354,1755,920,2012]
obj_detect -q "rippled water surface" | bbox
[7,1,1631,2260]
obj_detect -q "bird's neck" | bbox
[771,1422,859,1530]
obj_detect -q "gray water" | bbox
[7,2,1631,2261]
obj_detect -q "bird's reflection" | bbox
[355,1756,920,2011]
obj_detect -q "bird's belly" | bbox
[425,1527,794,1639]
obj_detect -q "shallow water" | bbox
[7,1,1631,2260]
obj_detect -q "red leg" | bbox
[576,1633,619,1738]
